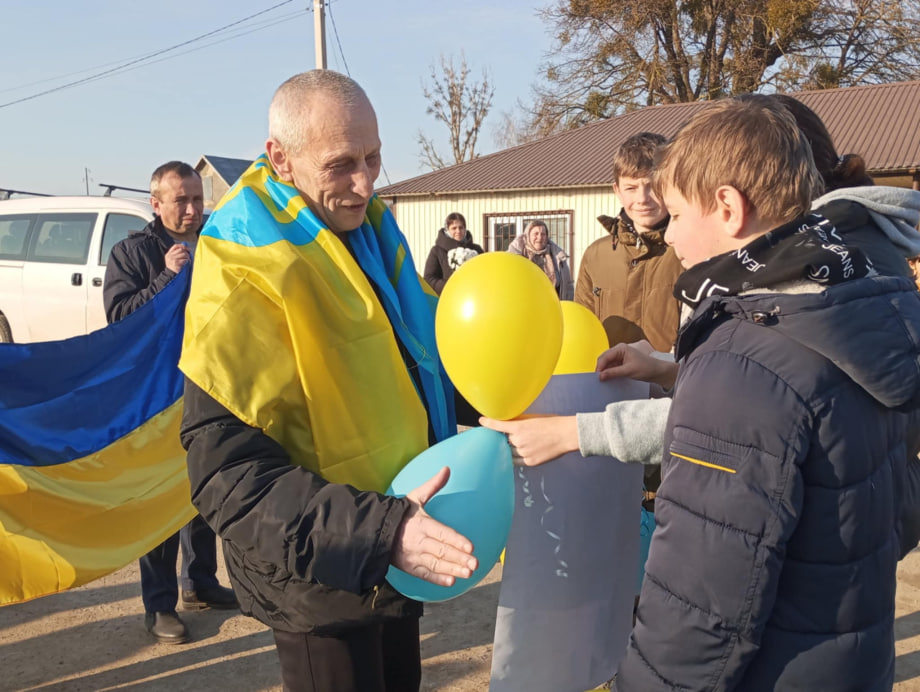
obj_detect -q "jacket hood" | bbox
[813,186,920,259]
[679,277,920,410]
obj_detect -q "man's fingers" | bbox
[406,466,450,507]
[419,513,474,555]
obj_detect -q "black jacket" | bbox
[617,274,920,691]
[423,229,484,294]
[103,218,187,323]
[179,379,423,634]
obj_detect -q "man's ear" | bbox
[714,185,749,239]
[265,138,293,181]
[611,181,620,198]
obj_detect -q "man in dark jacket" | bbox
[103,161,236,645]
[615,96,920,691]
[178,72,478,692]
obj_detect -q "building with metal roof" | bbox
[377,80,920,276]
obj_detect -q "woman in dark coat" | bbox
[423,212,484,294]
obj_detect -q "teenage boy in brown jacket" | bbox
[575,132,683,353]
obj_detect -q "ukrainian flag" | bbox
[0,268,195,605]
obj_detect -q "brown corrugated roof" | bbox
[378,80,920,196]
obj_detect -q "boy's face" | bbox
[662,187,723,269]
[613,176,668,232]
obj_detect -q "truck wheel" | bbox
[0,314,12,343]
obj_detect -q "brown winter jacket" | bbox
[574,213,682,352]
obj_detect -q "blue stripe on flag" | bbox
[0,267,190,467]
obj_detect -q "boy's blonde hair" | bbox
[655,96,823,225]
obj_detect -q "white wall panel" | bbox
[383,187,623,278]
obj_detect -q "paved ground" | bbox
[3,550,920,691]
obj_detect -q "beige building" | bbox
[377,80,920,277]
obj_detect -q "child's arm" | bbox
[577,398,671,464]
[479,397,671,466]
[479,415,578,466]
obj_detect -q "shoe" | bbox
[145,611,190,644]
[181,585,238,610]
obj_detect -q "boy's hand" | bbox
[597,342,679,390]
[480,415,578,467]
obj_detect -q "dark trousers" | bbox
[272,617,421,692]
[140,514,219,613]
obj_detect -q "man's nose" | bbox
[352,164,375,199]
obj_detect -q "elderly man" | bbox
[178,71,478,691]
[103,161,237,645]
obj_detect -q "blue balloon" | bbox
[386,427,514,602]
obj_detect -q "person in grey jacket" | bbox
[487,96,920,690]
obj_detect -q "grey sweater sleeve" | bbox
[576,397,672,464]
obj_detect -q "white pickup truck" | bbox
[0,196,155,342]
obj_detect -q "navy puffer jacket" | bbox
[617,276,920,691]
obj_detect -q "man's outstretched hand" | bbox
[390,467,478,586]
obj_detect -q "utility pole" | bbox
[313,0,327,69]
[84,167,90,195]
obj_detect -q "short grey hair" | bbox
[149,161,199,198]
[268,70,369,154]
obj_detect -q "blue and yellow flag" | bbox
[180,155,456,494]
[0,268,195,605]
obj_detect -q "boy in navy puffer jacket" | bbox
[614,96,920,691]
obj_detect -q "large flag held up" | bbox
[0,268,195,606]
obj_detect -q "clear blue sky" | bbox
[1,0,549,196]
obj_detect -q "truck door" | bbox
[20,212,97,341]
[0,214,33,342]
[86,212,151,333]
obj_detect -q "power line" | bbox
[59,12,304,88]
[327,1,350,76]
[0,0,296,110]
[325,0,391,186]
[1,8,303,96]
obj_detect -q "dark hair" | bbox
[613,132,668,183]
[766,94,874,191]
[445,212,466,228]
[150,161,200,198]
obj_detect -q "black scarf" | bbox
[674,213,874,308]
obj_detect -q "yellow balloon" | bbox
[436,253,563,420]
[554,301,610,375]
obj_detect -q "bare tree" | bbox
[417,54,495,170]
[524,0,920,137]
[491,108,543,150]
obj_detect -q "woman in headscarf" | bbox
[507,220,574,300]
